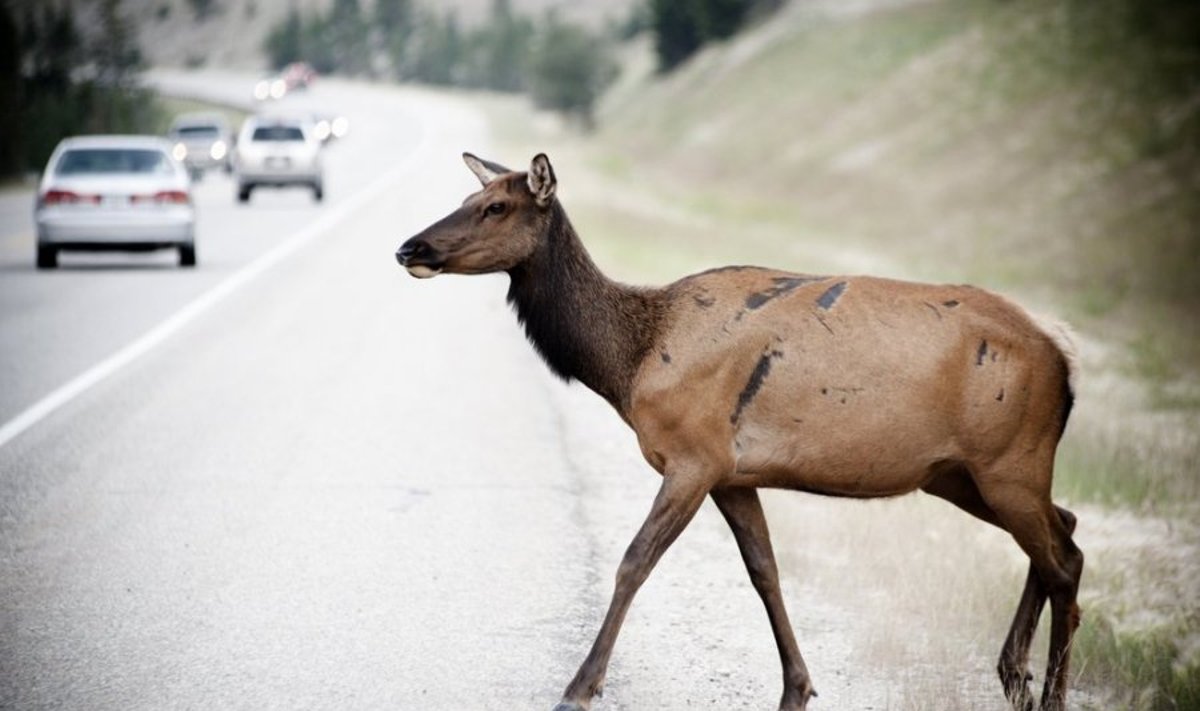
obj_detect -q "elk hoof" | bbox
[552,703,586,711]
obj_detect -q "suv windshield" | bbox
[175,126,220,138]
[251,126,305,142]
[56,148,173,176]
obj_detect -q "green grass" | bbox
[1054,439,1194,512]
[1074,613,1200,710]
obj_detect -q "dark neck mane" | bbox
[506,202,664,411]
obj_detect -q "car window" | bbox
[251,126,305,142]
[175,126,220,138]
[55,148,174,176]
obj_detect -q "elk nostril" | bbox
[396,239,430,265]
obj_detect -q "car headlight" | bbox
[331,116,349,138]
[210,141,227,160]
[254,80,270,100]
[172,142,188,161]
[313,120,331,141]
[270,78,286,99]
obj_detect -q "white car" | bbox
[35,135,196,269]
[233,115,324,203]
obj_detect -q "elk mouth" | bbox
[406,263,443,279]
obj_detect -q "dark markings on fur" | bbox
[816,281,847,310]
[976,339,989,366]
[996,388,1005,402]
[694,265,756,278]
[730,349,784,424]
[745,275,828,311]
[693,293,716,309]
[923,301,942,320]
[943,299,960,308]
[661,351,671,364]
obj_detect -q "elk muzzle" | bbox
[395,237,443,279]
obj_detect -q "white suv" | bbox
[233,115,324,203]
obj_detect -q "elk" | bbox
[395,153,1083,711]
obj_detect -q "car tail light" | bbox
[129,191,189,205]
[42,189,100,206]
[154,190,190,205]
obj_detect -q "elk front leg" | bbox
[553,472,712,711]
[711,487,816,710]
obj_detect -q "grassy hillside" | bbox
[486,0,1200,706]
[496,0,1200,511]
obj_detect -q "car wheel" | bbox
[36,245,57,270]
[237,184,252,203]
[179,244,196,268]
[312,183,324,202]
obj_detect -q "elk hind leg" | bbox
[975,471,1083,711]
[922,466,1074,711]
[711,487,815,710]
[996,505,1077,711]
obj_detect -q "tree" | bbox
[375,0,413,33]
[648,0,774,73]
[410,10,462,85]
[0,0,21,177]
[264,6,302,70]
[328,0,369,76]
[650,0,703,73]
[528,16,616,129]
[92,0,142,88]
[9,0,160,174]
[477,0,534,92]
[187,0,217,21]
[375,0,415,79]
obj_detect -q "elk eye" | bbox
[485,202,506,216]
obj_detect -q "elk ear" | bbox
[463,152,510,186]
[527,153,556,207]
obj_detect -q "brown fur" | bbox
[396,154,1083,711]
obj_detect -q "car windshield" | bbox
[55,148,173,176]
[175,126,220,138]
[251,126,305,142]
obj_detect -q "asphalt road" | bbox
[0,73,1013,711]
[0,72,804,711]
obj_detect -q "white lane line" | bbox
[0,126,434,451]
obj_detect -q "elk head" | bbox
[395,152,557,278]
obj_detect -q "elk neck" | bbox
[506,201,666,412]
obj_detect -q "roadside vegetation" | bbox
[262,0,783,128]
[263,0,617,127]
[486,0,1199,706]
[0,0,164,179]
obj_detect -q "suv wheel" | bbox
[312,183,324,202]
[237,183,253,203]
[179,244,196,268]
